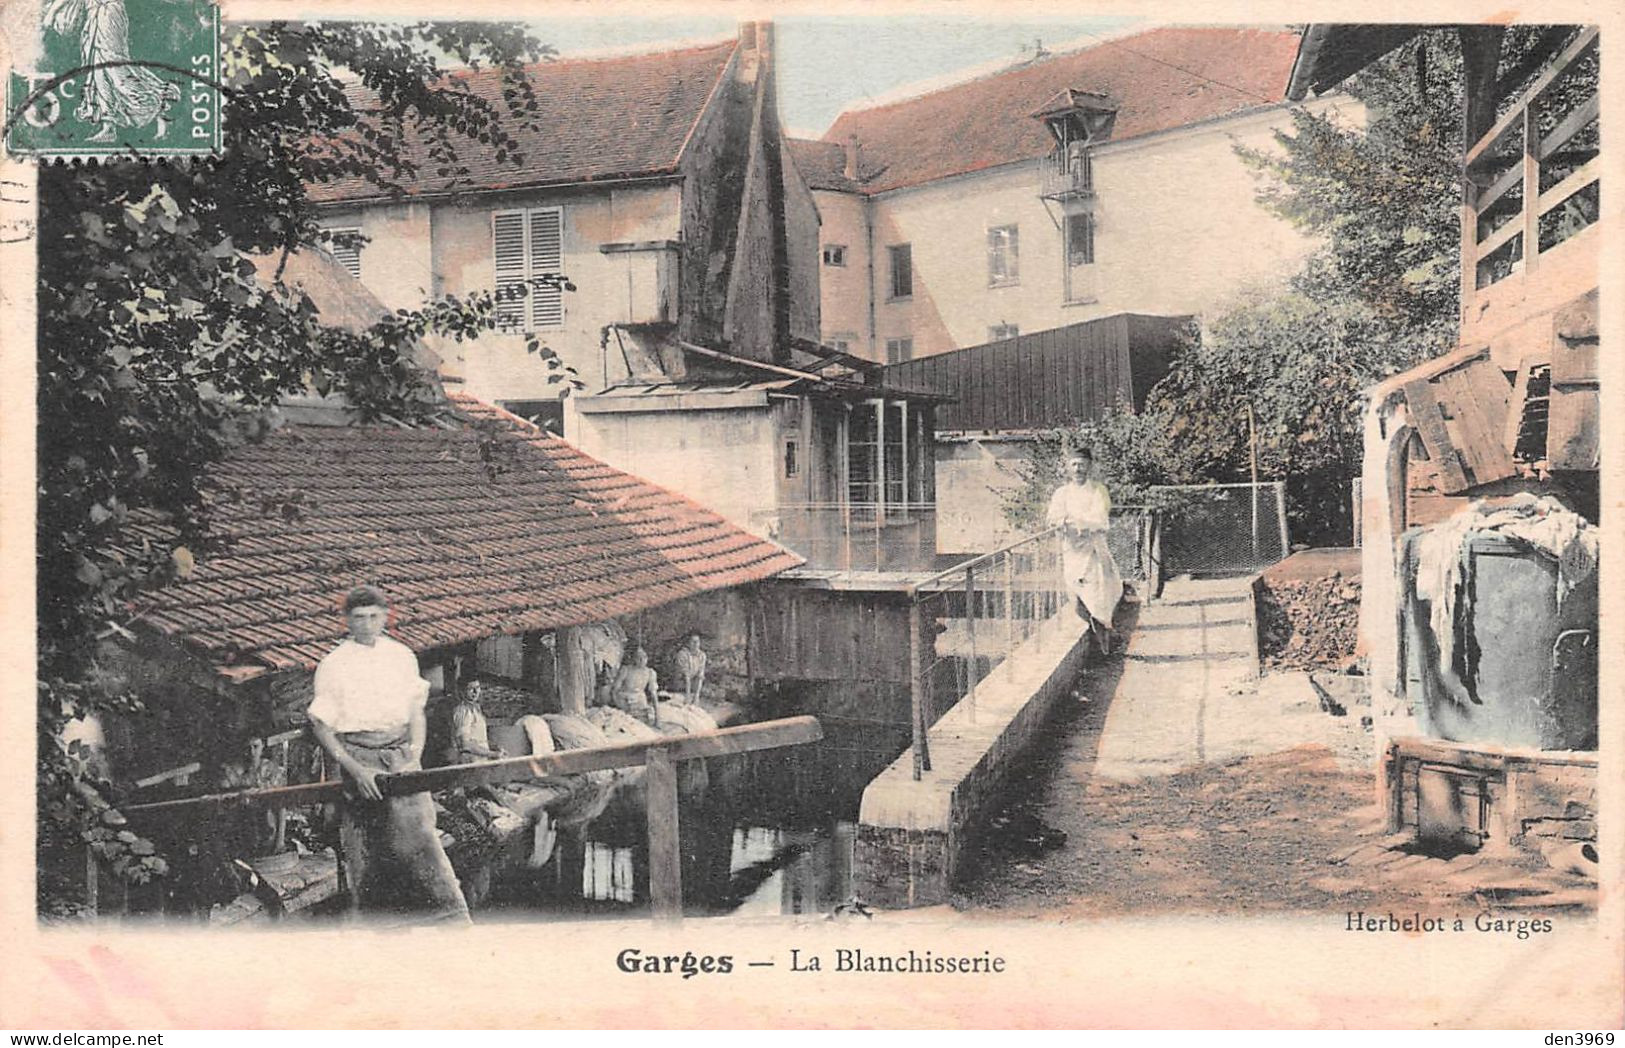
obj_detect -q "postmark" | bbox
[5,0,220,158]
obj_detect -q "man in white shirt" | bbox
[1045,449,1123,656]
[309,585,470,921]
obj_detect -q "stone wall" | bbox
[854,611,1089,907]
[1383,736,1597,856]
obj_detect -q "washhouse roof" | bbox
[120,393,802,677]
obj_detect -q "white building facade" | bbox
[790,27,1356,364]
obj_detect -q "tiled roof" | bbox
[786,138,868,192]
[125,394,800,675]
[243,248,443,410]
[309,40,738,203]
[821,27,1300,194]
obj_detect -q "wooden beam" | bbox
[1475,212,1524,260]
[1403,377,1470,493]
[124,716,824,817]
[1465,28,1598,167]
[1390,735,1598,771]
[1472,161,1523,215]
[1536,157,1601,218]
[1458,25,1507,152]
[1503,360,1533,453]
[1538,94,1599,162]
[1521,105,1540,275]
[1493,27,1578,105]
[645,747,682,920]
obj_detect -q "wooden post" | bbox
[645,746,682,920]
[84,845,99,919]
[1381,742,1405,833]
[1457,25,1507,320]
[1247,404,1260,560]
[1275,481,1290,558]
[1003,550,1015,653]
[908,594,931,779]
[1521,103,1540,275]
[964,564,978,720]
[841,500,852,574]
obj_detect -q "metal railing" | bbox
[1463,28,1599,296]
[900,508,1156,780]
[1038,144,1095,200]
[749,502,937,573]
[1352,477,1364,548]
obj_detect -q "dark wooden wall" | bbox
[880,313,1192,432]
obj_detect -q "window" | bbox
[887,244,913,299]
[498,399,566,434]
[822,244,847,267]
[846,400,917,514]
[1066,212,1095,267]
[988,224,1019,286]
[493,206,564,330]
[1064,211,1096,303]
[988,323,1019,342]
[784,440,799,478]
[824,334,855,355]
[883,402,907,507]
[326,226,362,279]
[885,337,913,364]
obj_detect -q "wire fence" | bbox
[905,527,1065,779]
[901,508,1155,780]
[1151,481,1289,576]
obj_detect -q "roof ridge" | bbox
[822,24,1284,135]
[672,35,743,173]
[447,36,738,82]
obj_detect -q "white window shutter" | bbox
[492,210,527,330]
[327,227,362,279]
[529,207,563,328]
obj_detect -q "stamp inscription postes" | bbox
[6,0,220,158]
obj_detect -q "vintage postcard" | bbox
[0,0,1619,1030]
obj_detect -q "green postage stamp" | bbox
[6,0,220,157]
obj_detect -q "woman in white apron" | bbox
[1045,449,1123,656]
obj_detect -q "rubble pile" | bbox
[1258,572,1360,670]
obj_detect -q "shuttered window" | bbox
[492,206,564,330]
[326,226,362,279]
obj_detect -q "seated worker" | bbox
[443,679,506,766]
[609,647,660,725]
[307,585,470,922]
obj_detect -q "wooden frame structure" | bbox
[122,716,824,920]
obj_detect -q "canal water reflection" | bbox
[470,719,904,921]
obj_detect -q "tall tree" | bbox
[33,21,569,913]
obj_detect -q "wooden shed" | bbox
[878,313,1192,433]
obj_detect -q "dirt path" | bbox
[951,593,1596,918]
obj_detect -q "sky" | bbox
[526,15,1144,138]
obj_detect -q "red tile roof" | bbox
[309,40,738,203]
[125,393,800,675]
[821,27,1300,194]
[786,138,868,193]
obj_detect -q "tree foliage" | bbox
[35,20,565,913]
[1006,29,1575,545]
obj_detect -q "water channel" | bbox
[467,718,909,921]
